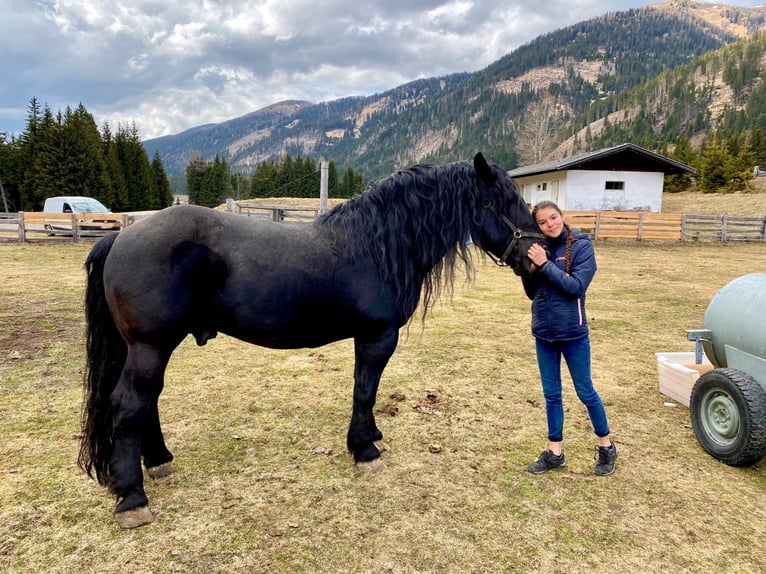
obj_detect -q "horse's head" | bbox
[469,152,546,276]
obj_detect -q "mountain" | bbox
[144,75,471,180]
[142,1,766,182]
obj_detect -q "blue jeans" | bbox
[535,336,610,442]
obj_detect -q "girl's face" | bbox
[535,206,565,239]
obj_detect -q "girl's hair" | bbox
[532,200,574,274]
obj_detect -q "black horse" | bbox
[79,153,545,528]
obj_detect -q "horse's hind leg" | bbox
[348,329,399,465]
[110,342,171,528]
[141,393,175,479]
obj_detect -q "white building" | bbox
[507,143,696,213]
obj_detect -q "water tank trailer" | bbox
[686,273,766,466]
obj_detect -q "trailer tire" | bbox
[690,368,766,466]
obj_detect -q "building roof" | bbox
[506,143,696,178]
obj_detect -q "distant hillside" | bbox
[143,1,766,181]
[144,100,314,176]
[570,28,766,153]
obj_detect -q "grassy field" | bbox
[661,188,766,216]
[1,233,765,573]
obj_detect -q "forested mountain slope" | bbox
[142,1,766,181]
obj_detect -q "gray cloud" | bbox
[0,0,761,139]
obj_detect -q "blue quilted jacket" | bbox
[521,227,597,342]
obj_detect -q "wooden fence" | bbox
[233,203,320,222]
[679,214,766,242]
[1,209,765,243]
[0,212,148,243]
[566,211,682,240]
[565,211,766,241]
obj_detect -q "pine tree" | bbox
[230,171,251,200]
[750,128,766,170]
[28,106,62,209]
[197,155,231,207]
[150,151,173,208]
[186,153,208,205]
[102,122,129,211]
[699,134,730,193]
[665,134,697,193]
[725,134,755,191]
[327,160,339,197]
[293,155,316,198]
[251,161,277,198]
[16,98,41,209]
[59,104,112,206]
[276,153,294,197]
[0,133,22,212]
[115,123,155,210]
[340,167,364,198]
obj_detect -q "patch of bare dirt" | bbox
[0,298,82,369]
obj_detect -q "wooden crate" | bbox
[655,351,713,407]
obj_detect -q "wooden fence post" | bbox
[594,211,602,240]
[320,161,329,214]
[71,212,80,243]
[18,212,26,242]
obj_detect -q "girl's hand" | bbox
[527,243,548,268]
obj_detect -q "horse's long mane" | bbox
[316,161,483,321]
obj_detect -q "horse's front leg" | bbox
[110,343,169,528]
[141,392,175,479]
[348,328,398,463]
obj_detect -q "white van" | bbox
[42,196,118,234]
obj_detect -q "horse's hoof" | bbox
[115,506,154,529]
[356,457,387,474]
[373,440,390,453]
[147,462,174,479]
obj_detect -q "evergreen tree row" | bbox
[186,152,366,208]
[664,130,763,194]
[0,97,172,212]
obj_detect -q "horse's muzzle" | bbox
[512,243,549,276]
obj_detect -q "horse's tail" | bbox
[78,232,125,487]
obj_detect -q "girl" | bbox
[522,201,617,476]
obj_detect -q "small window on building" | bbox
[536,182,548,191]
[605,181,625,190]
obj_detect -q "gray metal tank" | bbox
[701,273,766,387]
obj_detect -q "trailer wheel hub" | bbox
[700,390,740,444]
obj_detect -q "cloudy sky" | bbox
[1,0,763,140]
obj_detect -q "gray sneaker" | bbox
[594,440,618,476]
[527,449,566,475]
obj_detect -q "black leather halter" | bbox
[484,203,547,267]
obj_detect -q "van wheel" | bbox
[45,224,55,236]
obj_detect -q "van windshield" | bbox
[70,200,109,213]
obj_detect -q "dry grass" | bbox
[1,236,765,573]
[661,181,766,216]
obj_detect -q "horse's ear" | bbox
[474,152,497,186]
